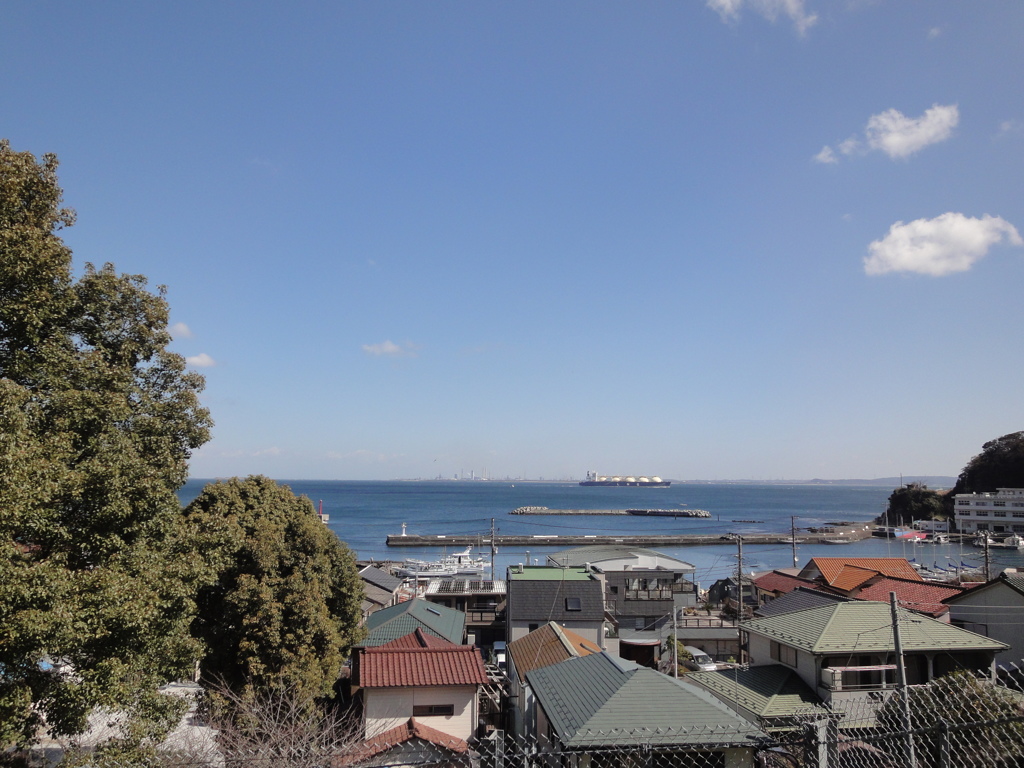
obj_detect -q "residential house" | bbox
[795,557,922,588]
[953,487,1024,534]
[741,601,1007,708]
[356,629,489,740]
[359,565,404,622]
[337,719,474,768]
[943,569,1024,667]
[362,598,466,648]
[505,621,602,739]
[505,565,615,654]
[826,573,963,620]
[753,586,851,618]
[546,545,697,666]
[423,578,506,648]
[751,570,821,606]
[688,664,828,732]
[526,651,766,768]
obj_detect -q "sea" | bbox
[177,479,1024,587]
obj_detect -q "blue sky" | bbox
[4,1,1022,481]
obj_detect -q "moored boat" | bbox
[395,547,489,580]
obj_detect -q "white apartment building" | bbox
[954,488,1024,534]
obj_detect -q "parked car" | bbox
[682,646,717,672]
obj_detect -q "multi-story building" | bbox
[954,488,1024,534]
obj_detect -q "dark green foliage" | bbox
[0,140,213,749]
[883,482,946,526]
[944,432,1024,517]
[183,476,365,700]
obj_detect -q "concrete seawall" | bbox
[386,532,853,547]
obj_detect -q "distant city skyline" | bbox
[3,2,1021,481]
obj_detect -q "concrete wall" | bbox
[948,582,1024,667]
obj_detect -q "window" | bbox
[413,705,454,717]
[976,511,989,517]
[995,511,1007,517]
[770,641,797,667]
[565,596,582,611]
[995,501,1006,507]
[609,586,619,594]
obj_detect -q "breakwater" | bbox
[386,532,852,547]
[511,506,712,517]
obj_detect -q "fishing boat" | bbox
[395,547,489,580]
[973,534,1024,550]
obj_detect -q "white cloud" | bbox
[707,0,818,35]
[253,447,282,457]
[813,145,838,164]
[927,26,942,40]
[169,322,193,339]
[361,340,418,358]
[864,213,1023,277]
[998,119,1023,137]
[186,352,216,367]
[817,105,957,165]
[865,104,959,158]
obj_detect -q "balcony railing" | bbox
[465,609,505,624]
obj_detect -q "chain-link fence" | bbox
[16,667,1024,768]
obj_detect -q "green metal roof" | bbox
[526,652,766,747]
[363,598,465,647]
[742,601,1008,655]
[689,665,826,721]
[507,565,594,581]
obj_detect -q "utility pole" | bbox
[890,592,917,768]
[673,604,679,679]
[984,534,992,581]
[489,518,496,578]
[736,535,745,664]
[791,515,798,567]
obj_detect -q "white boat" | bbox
[972,534,1024,550]
[395,547,489,580]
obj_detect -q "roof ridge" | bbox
[551,622,581,658]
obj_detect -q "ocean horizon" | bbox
[178,478,1010,586]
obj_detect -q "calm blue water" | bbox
[178,480,1019,586]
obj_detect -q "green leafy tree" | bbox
[183,476,365,700]
[883,482,946,526]
[0,141,213,748]
[944,431,1024,518]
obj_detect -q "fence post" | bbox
[936,719,950,768]
[803,719,829,768]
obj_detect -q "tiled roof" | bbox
[507,621,602,675]
[363,582,396,609]
[802,558,922,586]
[944,570,1024,604]
[852,576,963,617]
[360,565,403,593]
[360,643,488,688]
[376,628,457,649]
[743,601,1008,655]
[363,598,465,647]
[526,652,765,747]
[689,664,826,720]
[755,587,851,618]
[752,570,820,596]
[507,576,604,622]
[829,564,892,592]
[337,718,469,765]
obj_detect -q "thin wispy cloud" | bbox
[186,352,216,367]
[997,119,1023,137]
[361,340,419,358]
[327,449,401,463]
[815,104,959,163]
[169,322,193,339]
[864,213,1023,277]
[927,26,943,40]
[707,0,818,36]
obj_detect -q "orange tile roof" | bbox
[829,565,888,592]
[807,557,922,586]
[359,644,489,688]
[507,621,603,675]
[336,718,469,766]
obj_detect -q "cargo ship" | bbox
[579,471,670,487]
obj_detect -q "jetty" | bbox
[386,531,865,548]
[511,507,711,517]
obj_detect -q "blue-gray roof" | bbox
[754,586,851,618]
[526,652,766,747]
[363,598,465,647]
